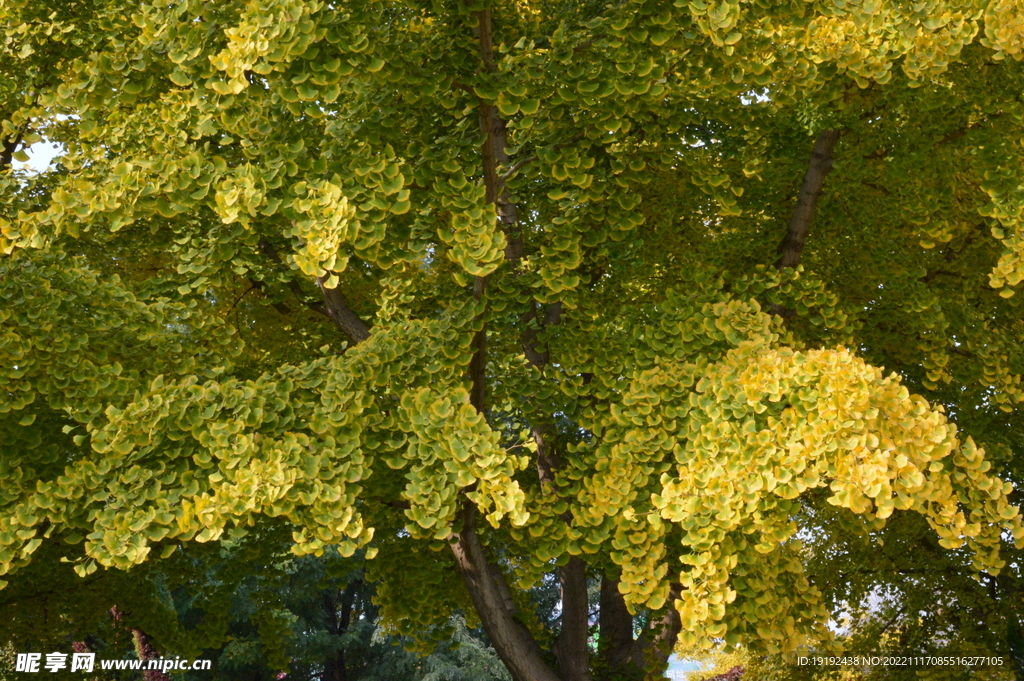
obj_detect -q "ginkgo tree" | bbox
[2,0,1024,679]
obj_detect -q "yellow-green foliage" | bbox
[1,0,1023,667]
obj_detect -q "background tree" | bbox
[2,0,1024,680]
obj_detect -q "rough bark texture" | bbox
[774,129,840,271]
[598,575,637,674]
[595,576,682,680]
[554,557,593,681]
[631,582,683,673]
[450,506,562,681]
[472,10,522,265]
[315,275,371,345]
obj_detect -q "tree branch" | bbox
[775,129,841,270]
[597,576,682,678]
[521,298,590,679]
[315,275,371,346]
[500,131,586,183]
[469,275,488,412]
[472,10,522,266]
[934,114,1002,148]
[449,504,562,681]
[449,12,566,681]
[630,581,683,673]
[554,557,592,681]
[258,239,328,315]
[257,238,369,345]
[224,282,258,314]
[598,574,636,672]
[522,301,563,368]
[769,129,840,316]
[245,277,296,316]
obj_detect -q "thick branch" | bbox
[258,239,328,316]
[473,11,522,266]
[630,582,683,674]
[110,606,171,681]
[597,576,682,678]
[469,275,488,412]
[532,423,562,494]
[522,301,563,368]
[598,575,636,672]
[245,277,296,316]
[523,303,590,680]
[450,505,562,681]
[449,15,567,681]
[554,557,592,681]
[315,276,371,346]
[934,114,1002,148]
[524,302,564,506]
[523,301,589,679]
[323,579,362,681]
[775,129,840,270]
[769,129,839,316]
[257,236,370,345]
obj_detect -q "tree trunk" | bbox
[554,557,592,681]
[322,651,347,681]
[322,579,361,681]
[631,582,683,674]
[594,576,682,680]
[597,575,637,676]
[450,506,563,681]
[0,125,22,172]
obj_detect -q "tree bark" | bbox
[258,238,371,344]
[598,575,636,674]
[554,557,593,681]
[522,302,563,369]
[315,275,371,345]
[774,129,840,271]
[1007,615,1024,681]
[450,505,563,681]
[769,128,840,316]
[469,275,488,412]
[595,576,682,680]
[631,582,683,674]
[448,9,587,681]
[322,579,361,681]
[523,307,590,680]
[472,10,523,265]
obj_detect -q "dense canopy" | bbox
[2,0,1024,678]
